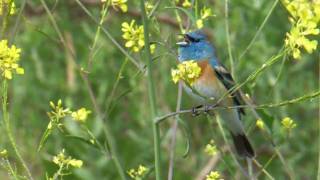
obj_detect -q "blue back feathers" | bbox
[177,30,219,67]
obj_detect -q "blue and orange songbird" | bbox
[176,30,255,158]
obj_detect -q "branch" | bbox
[154,90,320,124]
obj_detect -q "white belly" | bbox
[183,81,222,104]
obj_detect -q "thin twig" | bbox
[154,90,320,124]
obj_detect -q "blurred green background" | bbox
[0,0,319,179]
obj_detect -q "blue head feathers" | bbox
[177,30,218,66]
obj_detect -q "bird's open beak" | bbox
[176,33,189,46]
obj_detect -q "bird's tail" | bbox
[230,133,255,158]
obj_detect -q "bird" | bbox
[176,30,255,158]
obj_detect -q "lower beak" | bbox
[176,41,188,46]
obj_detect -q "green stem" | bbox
[224,0,234,76]
[1,0,13,37]
[140,1,161,179]
[318,53,320,180]
[2,80,33,180]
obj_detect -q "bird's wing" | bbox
[213,64,245,116]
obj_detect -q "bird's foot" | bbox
[192,105,203,117]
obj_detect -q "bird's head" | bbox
[177,30,215,62]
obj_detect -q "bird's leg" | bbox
[192,105,203,117]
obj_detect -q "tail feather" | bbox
[231,133,255,158]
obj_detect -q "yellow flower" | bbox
[0,0,16,15]
[281,117,297,130]
[171,60,202,86]
[110,0,128,13]
[200,7,213,19]
[69,159,83,168]
[256,119,265,130]
[0,149,8,158]
[283,0,320,59]
[127,164,149,179]
[145,1,154,15]
[53,149,83,168]
[196,19,204,29]
[71,108,91,123]
[195,7,214,29]
[182,0,192,8]
[204,140,218,156]
[122,20,146,52]
[137,165,148,176]
[206,171,223,180]
[150,44,156,54]
[0,40,24,80]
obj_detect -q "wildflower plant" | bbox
[38,100,92,151]
[0,40,24,80]
[283,0,320,59]
[127,165,149,180]
[171,60,202,86]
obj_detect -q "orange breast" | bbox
[196,60,218,85]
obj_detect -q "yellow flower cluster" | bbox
[53,149,83,168]
[0,0,16,15]
[127,165,149,179]
[206,171,223,180]
[111,0,128,13]
[121,20,155,53]
[256,119,265,130]
[283,0,320,59]
[0,40,24,80]
[196,7,214,29]
[171,60,202,86]
[281,117,297,130]
[48,100,70,121]
[122,20,144,52]
[71,108,91,123]
[204,140,218,156]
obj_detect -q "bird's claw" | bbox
[192,107,200,117]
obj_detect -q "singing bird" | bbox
[176,30,255,158]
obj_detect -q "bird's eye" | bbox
[185,34,200,43]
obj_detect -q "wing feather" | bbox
[213,64,245,116]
